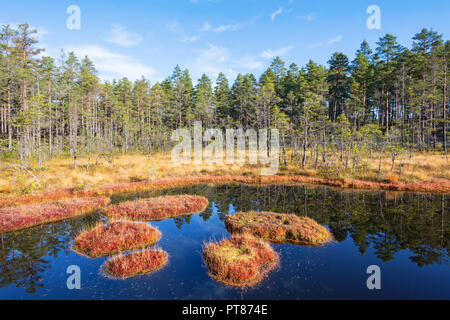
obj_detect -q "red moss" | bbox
[73,221,161,257]
[226,211,332,246]
[103,249,168,279]
[1,175,448,208]
[104,195,209,221]
[203,234,279,287]
[0,197,110,233]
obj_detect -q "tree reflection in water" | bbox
[0,213,103,293]
[0,184,448,294]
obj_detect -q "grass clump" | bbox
[73,221,161,258]
[203,234,279,287]
[103,249,168,279]
[0,197,110,233]
[104,194,209,221]
[226,211,333,246]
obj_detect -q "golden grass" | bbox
[0,197,110,233]
[103,195,209,221]
[1,151,447,196]
[203,234,279,287]
[73,221,161,258]
[225,211,333,246]
[103,249,169,279]
[0,151,448,209]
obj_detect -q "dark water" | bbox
[0,184,448,300]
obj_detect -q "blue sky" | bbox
[2,0,449,84]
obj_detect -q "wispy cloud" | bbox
[300,13,317,22]
[168,20,213,43]
[308,35,343,48]
[200,22,211,32]
[260,45,293,59]
[271,7,283,21]
[64,45,155,81]
[189,44,236,80]
[233,57,264,70]
[104,24,142,47]
[213,23,243,32]
[328,35,343,44]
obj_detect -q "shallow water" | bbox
[0,184,448,299]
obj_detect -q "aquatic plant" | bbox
[103,249,168,279]
[73,221,161,257]
[104,194,209,221]
[203,234,279,287]
[0,197,111,233]
[225,211,332,246]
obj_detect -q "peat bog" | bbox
[0,184,448,299]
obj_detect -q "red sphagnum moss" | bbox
[103,195,209,221]
[225,211,333,246]
[73,220,161,257]
[203,234,279,287]
[0,197,110,233]
[103,249,169,279]
[1,175,447,208]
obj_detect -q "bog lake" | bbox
[0,184,448,299]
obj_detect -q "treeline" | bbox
[0,24,448,169]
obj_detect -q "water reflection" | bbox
[0,213,103,293]
[0,184,448,295]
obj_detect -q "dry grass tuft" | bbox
[0,197,110,233]
[73,221,161,258]
[203,234,279,287]
[103,249,168,279]
[226,211,333,246]
[104,195,209,221]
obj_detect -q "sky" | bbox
[1,0,449,84]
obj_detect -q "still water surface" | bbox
[0,184,448,299]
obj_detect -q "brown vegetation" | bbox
[203,234,279,287]
[0,197,110,233]
[1,172,448,209]
[103,195,209,221]
[226,211,333,246]
[103,249,169,279]
[73,221,161,257]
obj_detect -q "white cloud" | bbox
[189,44,236,80]
[328,35,343,44]
[104,24,142,47]
[300,13,317,21]
[64,45,156,81]
[260,45,293,59]
[213,23,243,32]
[308,35,343,48]
[168,20,204,43]
[271,7,283,21]
[201,22,211,32]
[181,35,200,43]
[233,57,264,70]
